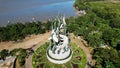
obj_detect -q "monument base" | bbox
[46,49,72,64]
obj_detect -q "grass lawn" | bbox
[32,42,86,68]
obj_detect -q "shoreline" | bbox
[73,4,86,16]
[0,0,76,26]
[0,1,79,50]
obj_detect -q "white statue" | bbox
[47,16,72,64]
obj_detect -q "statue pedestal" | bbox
[46,16,72,64]
[46,49,72,64]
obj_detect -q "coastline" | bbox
[0,0,76,26]
[73,4,86,16]
[0,2,79,50]
[0,1,80,50]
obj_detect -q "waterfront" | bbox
[0,0,77,26]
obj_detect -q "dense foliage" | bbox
[74,0,104,10]
[0,0,120,67]
[0,48,28,66]
[0,49,9,60]
[0,21,51,41]
[10,48,28,66]
[73,0,120,67]
[92,48,120,68]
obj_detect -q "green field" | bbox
[32,42,86,68]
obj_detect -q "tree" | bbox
[44,21,51,31]
[102,28,120,47]
[87,32,102,47]
[10,48,27,66]
[105,60,115,68]
[93,48,120,68]
[102,28,113,44]
[110,18,120,28]
[0,27,8,41]
[0,49,9,60]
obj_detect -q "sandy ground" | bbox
[0,32,93,68]
[26,33,93,68]
[0,32,50,51]
[0,32,50,68]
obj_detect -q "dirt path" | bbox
[25,32,50,68]
[0,32,50,68]
[0,32,50,51]
[26,33,93,68]
[71,33,93,68]
[0,32,92,68]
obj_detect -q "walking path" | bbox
[0,32,50,68]
[25,32,50,68]
[71,33,93,68]
[0,32,93,68]
[0,32,50,51]
[26,33,93,68]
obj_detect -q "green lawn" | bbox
[32,42,86,68]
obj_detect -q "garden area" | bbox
[0,0,120,68]
[32,42,86,68]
